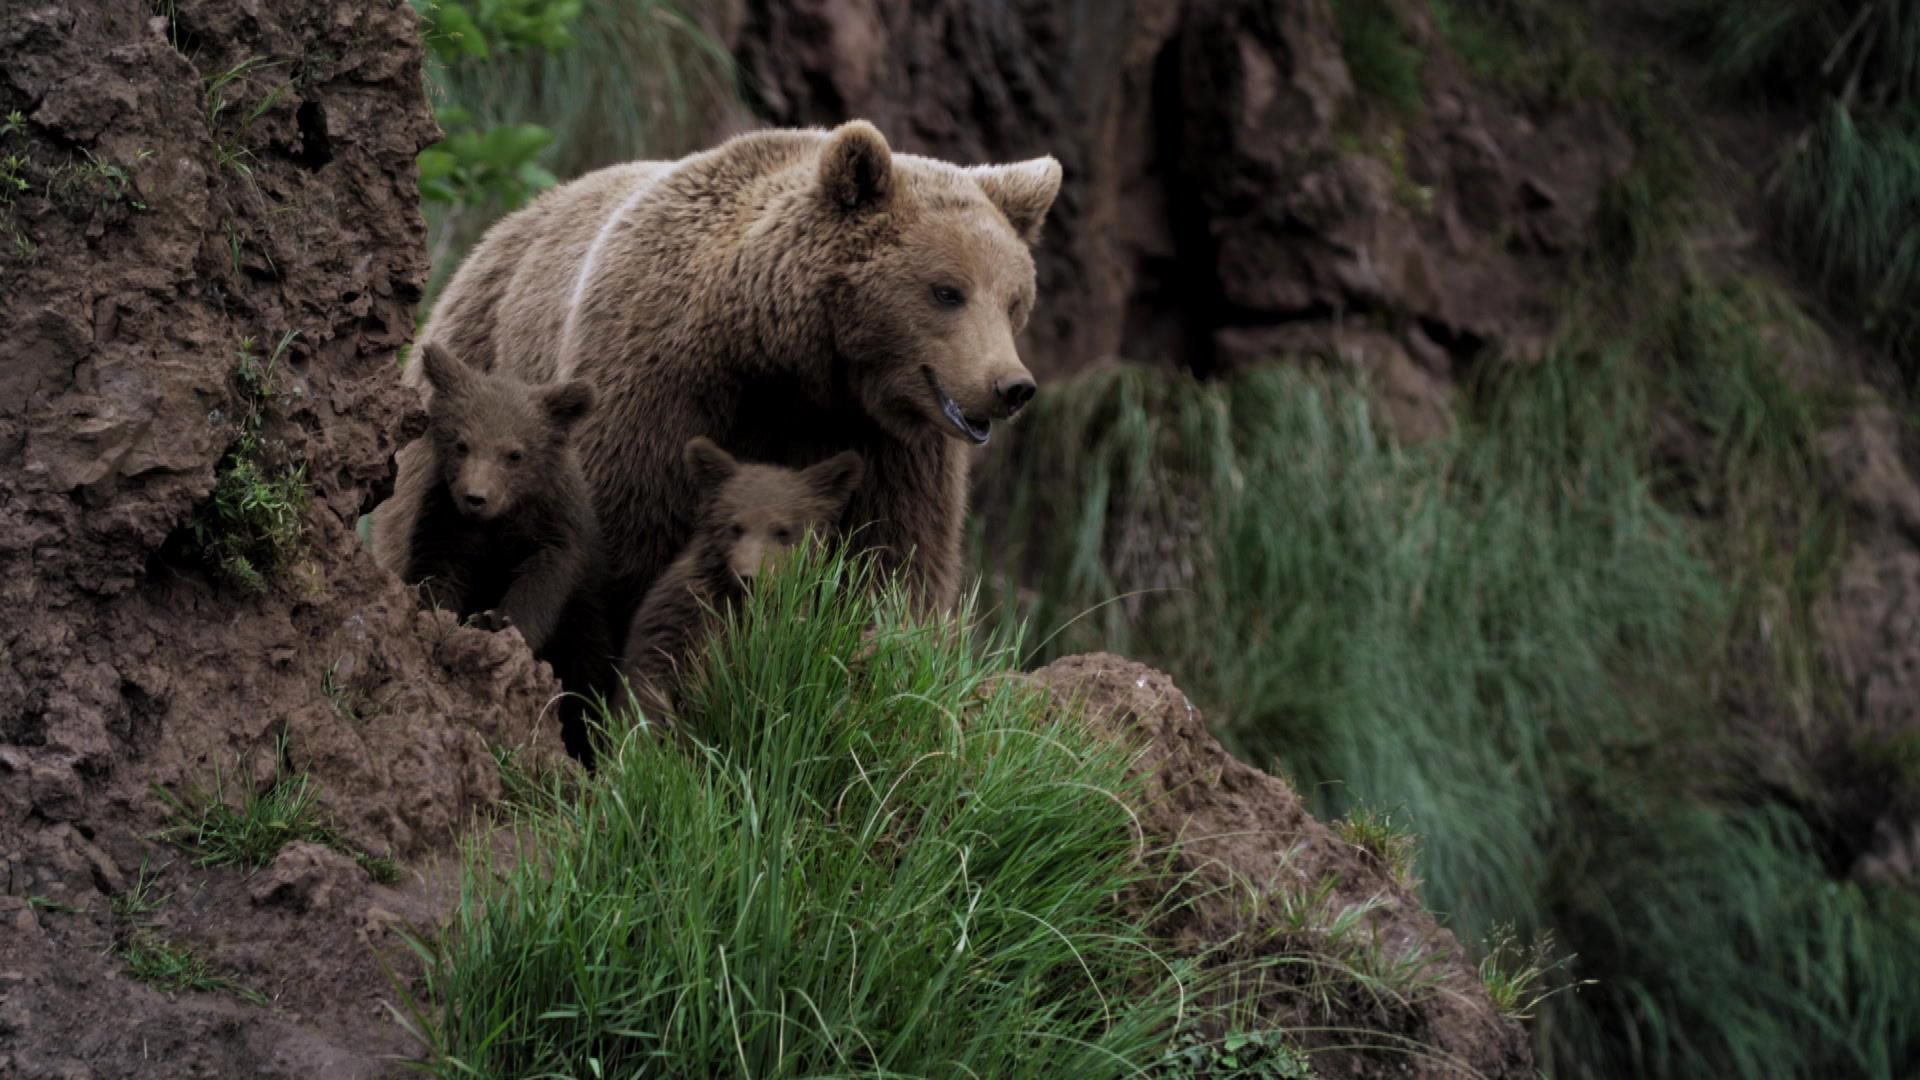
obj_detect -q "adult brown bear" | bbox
[410,121,1061,635]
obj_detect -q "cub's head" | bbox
[816,120,1062,447]
[418,343,595,522]
[685,437,865,582]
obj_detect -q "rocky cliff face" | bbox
[0,2,566,1073]
[722,0,1627,441]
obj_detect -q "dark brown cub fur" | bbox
[620,437,864,719]
[371,343,608,758]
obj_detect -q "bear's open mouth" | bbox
[922,367,991,445]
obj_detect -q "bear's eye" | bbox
[730,523,746,540]
[931,284,966,309]
[507,449,525,465]
[454,440,470,457]
[774,526,795,544]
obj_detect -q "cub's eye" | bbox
[454,440,470,456]
[507,449,525,465]
[730,524,746,540]
[774,527,795,544]
[931,284,966,308]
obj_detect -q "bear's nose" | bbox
[996,377,1036,415]
[464,493,488,510]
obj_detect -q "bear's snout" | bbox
[994,375,1036,416]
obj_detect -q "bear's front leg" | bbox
[497,540,589,654]
[845,436,966,613]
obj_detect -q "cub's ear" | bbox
[541,379,595,432]
[684,436,739,491]
[969,157,1064,244]
[819,120,894,214]
[806,450,865,509]
[418,342,472,398]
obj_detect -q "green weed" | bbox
[1778,106,1920,369]
[1429,0,1607,106]
[1334,1,1423,114]
[189,332,310,593]
[1154,1028,1318,1079]
[1333,806,1420,893]
[154,735,397,883]
[119,931,268,1005]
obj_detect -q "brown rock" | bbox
[249,841,364,914]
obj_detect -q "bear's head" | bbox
[685,436,865,582]
[817,121,1063,447]
[418,342,595,523]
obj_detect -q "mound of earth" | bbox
[1035,654,1534,1079]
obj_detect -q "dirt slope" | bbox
[0,1,567,1074]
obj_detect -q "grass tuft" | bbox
[1334,1,1424,114]
[396,544,1210,1078]
[154,735,397,883]
[189,332,310,593]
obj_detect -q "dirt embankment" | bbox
[1037,654,1534,1079]
[1,1,567,1074]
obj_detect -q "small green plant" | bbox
[415,113,557,209]
[1334,0,1423,113]
[189,332,310,592]
[153,734,397,883]
[202,56,292,181]
[112,859,170,922]
[1477,924,1586,1021]
[119,931,269,1005]
[321,660,375,723]
[1155,1029,1318,1079]
[1334,806,1420,892]
[26,895,83,915]
[415,0,583,62]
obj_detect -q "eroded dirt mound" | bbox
[1034,653,1533,1079]
[1,0,568,1073]
[722,0,1625,441]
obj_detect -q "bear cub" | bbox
[375,342,600,652]
[621,437,864,718]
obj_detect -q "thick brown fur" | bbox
[369,343,609,757]
[413,121,1063,636]
[620,438,864,720]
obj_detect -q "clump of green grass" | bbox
[154,735,398,884]
[1778,106,1920,369]
[1475,924,1582,1021]
[119,931,269,1005]
[106,858,269,1005]
[1674,0,1920,109]
[189,332,311,593]
[1334,1,1424,114]
[1334,806,1420,893]
[396,544,1209,1078]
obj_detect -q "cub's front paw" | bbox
[470,610,514,633]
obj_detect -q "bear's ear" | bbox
[805,450,865,509]
[970,157,1064,244]
[541,379,595,433]
[418,342,473,398]
[818,120,894,214]
[684,436,738,491]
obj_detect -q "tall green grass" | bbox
[973,337,1920,1075]
[418,0,734,303]
[1666,0,1920,370]
[399,548,1206,1077]
[1779,106,1920,368]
